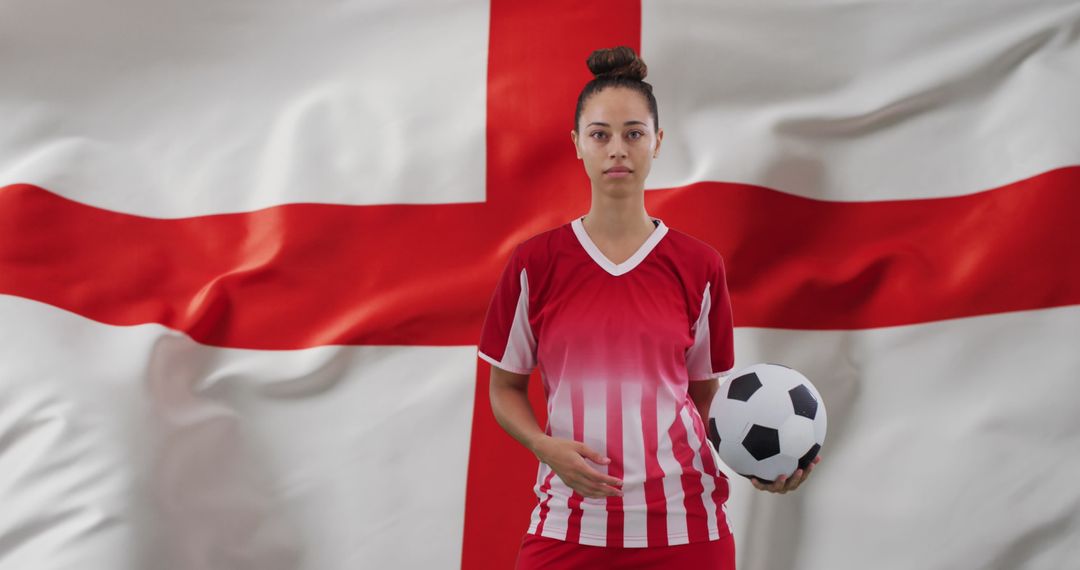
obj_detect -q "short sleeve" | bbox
[685,254,736,381]
[477,245,538,375]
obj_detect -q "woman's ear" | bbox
[654,127,663,158]
[570,129,581,159]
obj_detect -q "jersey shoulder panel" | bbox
[514,221,574,269]
[662,226,722,258]
[658,226,725,277]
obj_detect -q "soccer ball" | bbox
[706,363,826,483]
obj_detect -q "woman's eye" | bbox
[590,132,607,139]
[628,131,643,140]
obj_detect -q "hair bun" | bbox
[586,46,647,82]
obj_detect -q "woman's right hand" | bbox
[532,436,623,499]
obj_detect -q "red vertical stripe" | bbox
[564,381,586,542]
[641,383,669,546]
[689,404,729,533]
[533,469,557,536]
[667,403,711,543]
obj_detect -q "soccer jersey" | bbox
[478,215,737,548]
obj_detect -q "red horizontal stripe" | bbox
[652,165,1080,329]
[1,183,503,349]
[3,167,1079,349]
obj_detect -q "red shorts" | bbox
[514,532,736,569]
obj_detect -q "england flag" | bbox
[1,1,1078,569]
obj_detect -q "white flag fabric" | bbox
[2,0,1079,569]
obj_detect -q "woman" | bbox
[478,46,818,569]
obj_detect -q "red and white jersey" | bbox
[478,215,736,548]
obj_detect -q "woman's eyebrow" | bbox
[586,120,648,127]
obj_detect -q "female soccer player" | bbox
[479,46,819,569]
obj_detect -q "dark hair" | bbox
[573,46,659,134]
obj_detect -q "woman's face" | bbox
[571,87,663,194]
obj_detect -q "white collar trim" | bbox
[570,216,668,276]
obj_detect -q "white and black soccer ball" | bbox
[707,363,826,483]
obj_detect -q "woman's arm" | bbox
[687,378,719,425]
[488,365,624,498]
[488,365,548,456]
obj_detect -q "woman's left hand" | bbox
[751,455,821,494]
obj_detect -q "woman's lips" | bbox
[605,169,632,178]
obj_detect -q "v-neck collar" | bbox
[570,215,669,277]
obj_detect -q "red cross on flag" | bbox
[2,1,1079,569]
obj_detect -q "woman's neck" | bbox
[582,197,654,241]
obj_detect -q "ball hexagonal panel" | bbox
[747,455,797,484]
[718,437,759,478]
[778,415,816,458]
